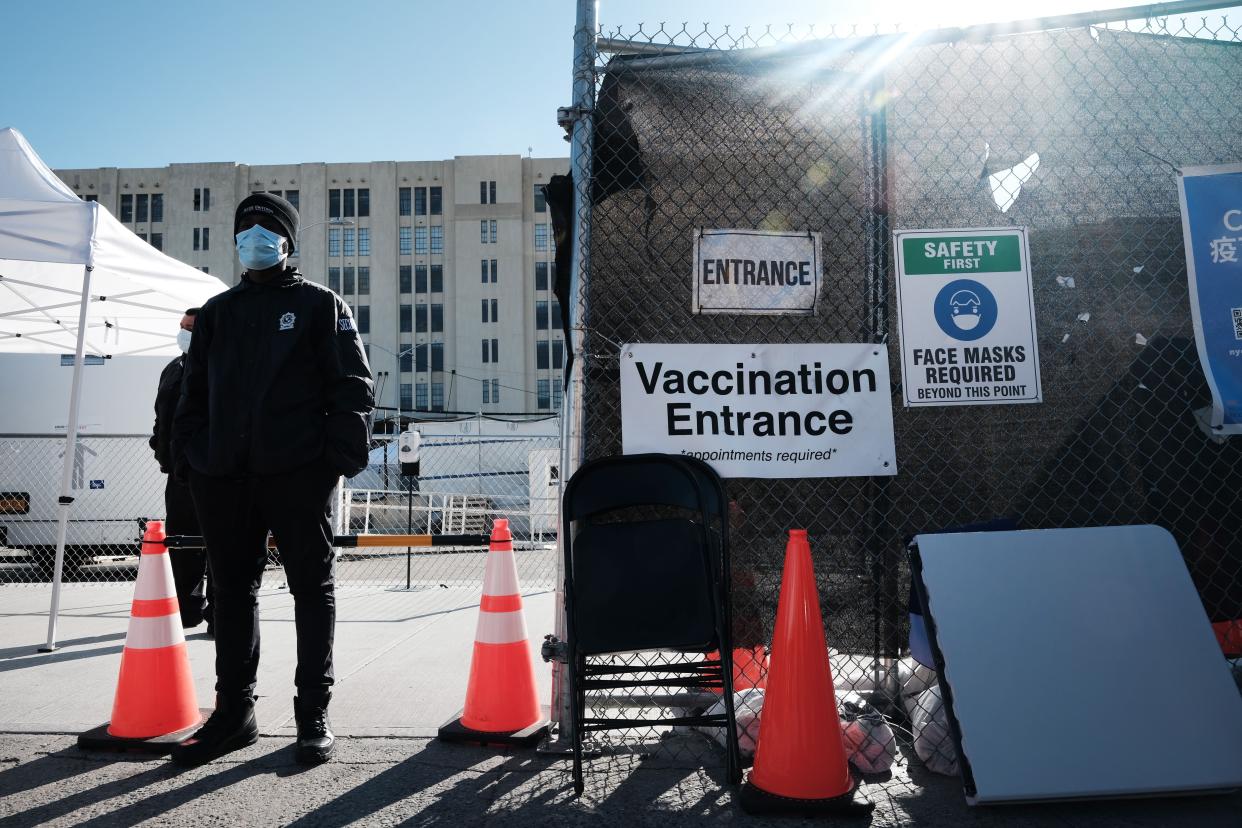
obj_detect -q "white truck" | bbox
[0,353,169,579]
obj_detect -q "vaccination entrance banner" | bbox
[1178,165,1242,436]
[620,343,897,478]
[894,227,1042,407]
[691,229,820,315]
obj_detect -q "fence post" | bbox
[542,0,597,753]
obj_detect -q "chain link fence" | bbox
[565,9,1242,780]
[0,414,560,590]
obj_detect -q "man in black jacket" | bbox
[149,307,210,633]
[170,193,373,767]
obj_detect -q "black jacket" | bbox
[172,268,374,479]
[150,354,185,473]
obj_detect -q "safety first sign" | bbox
[894,227,1042,407]
[692,229,820,315]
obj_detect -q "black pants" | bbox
[189,463,339,704]
[165,478,209,629]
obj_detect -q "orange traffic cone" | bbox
[438,518,549,747]
[78,520,204,752]
[739,529,874,816]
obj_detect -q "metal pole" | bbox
[406,474,413,590]
[543,0,597,752]
[42,262,95,652]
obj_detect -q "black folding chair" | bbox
[562,452,742,795]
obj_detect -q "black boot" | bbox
[294,694,335,764]
[170,695,259,767]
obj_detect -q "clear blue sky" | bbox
[4,1,1235,169]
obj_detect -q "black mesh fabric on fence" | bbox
[571,18,1242,774]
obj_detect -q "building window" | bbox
[480,181,488,204]
[401,383,413,411]
[431,342,444,372]
[481,259,489,283]
[136,193,149,223]
[491,379,500,404]
[415,265,428,293]
[415,226,428,254]
[537,379,551,409]
[203,227,210,251]
[536,261,548,291]
[430,186,442,215]
[431,304,443,333]
[358,188,370,217]
[535,223,548,251]
[399,187,411,216]
[552,380,562,409]
[357,266,370,295]
[400,304,412,333]
[482,379,490,404]
[535,300,548,330]
[137,232,147,242]
[151,193,163,223]
[551,299,562,329]
[553,339,564,370]
[480,220,488,244]
[343,266,355,295]
[285,190,299,211]
[328,227,341,256]
[358,228,370,257]
[415,382,428,410]
[82,194,98,202]
[490,298,497,321]
[430,225,442,254]
[489,181,496,204]
[120,194,133,223]
[150,232,163,251]
[431,382,444,411]
[193,227,207,251]
[480,180,496,204]
[343,188,356,218]
[416,303,428,333]
[490,259,497,283]
[200,266,210,274]
[400,350,413,372]
[431,265,443,293]
[491,338,499,362]
[482,339,490,363]
[329,267,341,293]
[329,189,341,218]
[481,299,489,323]
[537,340,549,369]
[343,228,356,257]
[415,187,426,216]
[399,265,412,293]
[399,226,411,255]
[534,185,546,212]
[356,305,370,334]
[490,220,497,244]
[413,343,426,372]
[193,187,210,212]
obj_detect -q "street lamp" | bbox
[368,342,416,434]
[296,217,355,239]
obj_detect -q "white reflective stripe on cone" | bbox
[132,552,177,600]
[475,609,529,645]
[481,551,520,597]
[124,615,186,649]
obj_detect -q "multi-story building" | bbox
[53,155,569,426]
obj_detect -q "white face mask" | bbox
[176,329,192,353]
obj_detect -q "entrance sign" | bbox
[1177,165,1242,435]
[692,229,820,315]
[894,228,1042,407]
[620,343,897,479]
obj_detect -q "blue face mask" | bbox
[235,224,287,271]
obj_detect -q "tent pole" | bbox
[41,264,94,652]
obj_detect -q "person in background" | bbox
[150,307,211,635]
[170,193,374,767]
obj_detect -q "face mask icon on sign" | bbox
[948,289,982,331]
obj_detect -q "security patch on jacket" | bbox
[279,312,296,331]
[338,316,356,333]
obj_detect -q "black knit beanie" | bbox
[234,192,299,254]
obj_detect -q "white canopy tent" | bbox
[0,127,226,649]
